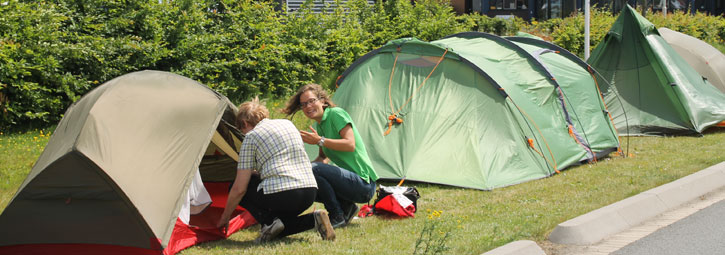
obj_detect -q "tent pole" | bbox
[662,0,666,17]
[584,0,590,60]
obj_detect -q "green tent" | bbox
[331,33,619,190]
[587,5,725,135]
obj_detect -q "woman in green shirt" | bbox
[283,83,379,228]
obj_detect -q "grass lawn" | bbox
[1,118,724,254]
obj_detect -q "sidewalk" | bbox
[483,161,725,255]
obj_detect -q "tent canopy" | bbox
[0,71,253,255]
[658,27,725,94]
[331,34,619,190]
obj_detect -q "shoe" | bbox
[255,218,284,243]
[343,203,359,225]
[330,215,346,229]
[313,210,336,241]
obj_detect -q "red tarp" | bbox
[0,182,257,255]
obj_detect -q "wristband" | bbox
[317,136,326,147]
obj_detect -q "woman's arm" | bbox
[313,147,330,163]
[300,124,355,152]
[216,169,253,231]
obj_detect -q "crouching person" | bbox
[216,98,335,243]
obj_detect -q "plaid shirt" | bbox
[238,119,317,194]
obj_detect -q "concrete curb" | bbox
[481,240,545,255]
[548,161,725,245]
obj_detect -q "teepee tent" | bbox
[0,71,255,255]
[658,27,725,94]
[587,5,725,135]
[329,33,619,190]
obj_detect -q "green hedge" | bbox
[1,0,723,130]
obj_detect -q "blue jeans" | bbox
[312,162,376,221]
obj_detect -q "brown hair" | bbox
[281,83,336,117]
[236,97,269,129]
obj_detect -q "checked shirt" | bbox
[238,118,317,194]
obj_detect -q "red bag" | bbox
[373,192,417,217]
[357,204,374,218]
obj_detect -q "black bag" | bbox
[372,185,421,214]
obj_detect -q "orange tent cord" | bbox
[568,124,597,163]
[384,49,449,136]
[556,86,597,162]
[588,66,624,156]
[526,137,552,171]
[397,178,406,186]
[384,52,402,136]
[509,97,559,173]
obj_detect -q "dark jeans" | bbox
[234,175,317,237]
[312,162,376,221]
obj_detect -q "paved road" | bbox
[612,199,725,255]
[540,187,725,255]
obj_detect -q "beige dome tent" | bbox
[658,27,725,93]
[0,71,255,255]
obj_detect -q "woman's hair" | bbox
[236,97,269,129]
[281,83,336,117]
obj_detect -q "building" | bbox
[449,0,724,20]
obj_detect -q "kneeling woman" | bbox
[283,84,379,228]
[216,98,335,242]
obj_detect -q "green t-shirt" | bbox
[316,107,379,183]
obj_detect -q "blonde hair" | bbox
[236,97,269,129]
[282,83,336,117]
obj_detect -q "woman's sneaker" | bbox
[330,214,346,229]
[343,204,359,225]
[255,218,284,243]
[313,210,336,241]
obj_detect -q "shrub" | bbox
[1,0,722,130]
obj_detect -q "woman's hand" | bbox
[216,215,230,233]
[299,125,322,145]
[301,124,356,152]
[217,170,252,234]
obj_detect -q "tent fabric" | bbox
[504,36,620,156]
[0,71,255,254]
[587,5,725,135]
[658,27,725,94]
[331,35,619,190]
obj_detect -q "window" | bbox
[538,0,561,19]
[669,0,688,10]
[491,0,527,10]
[504,0,516,9]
